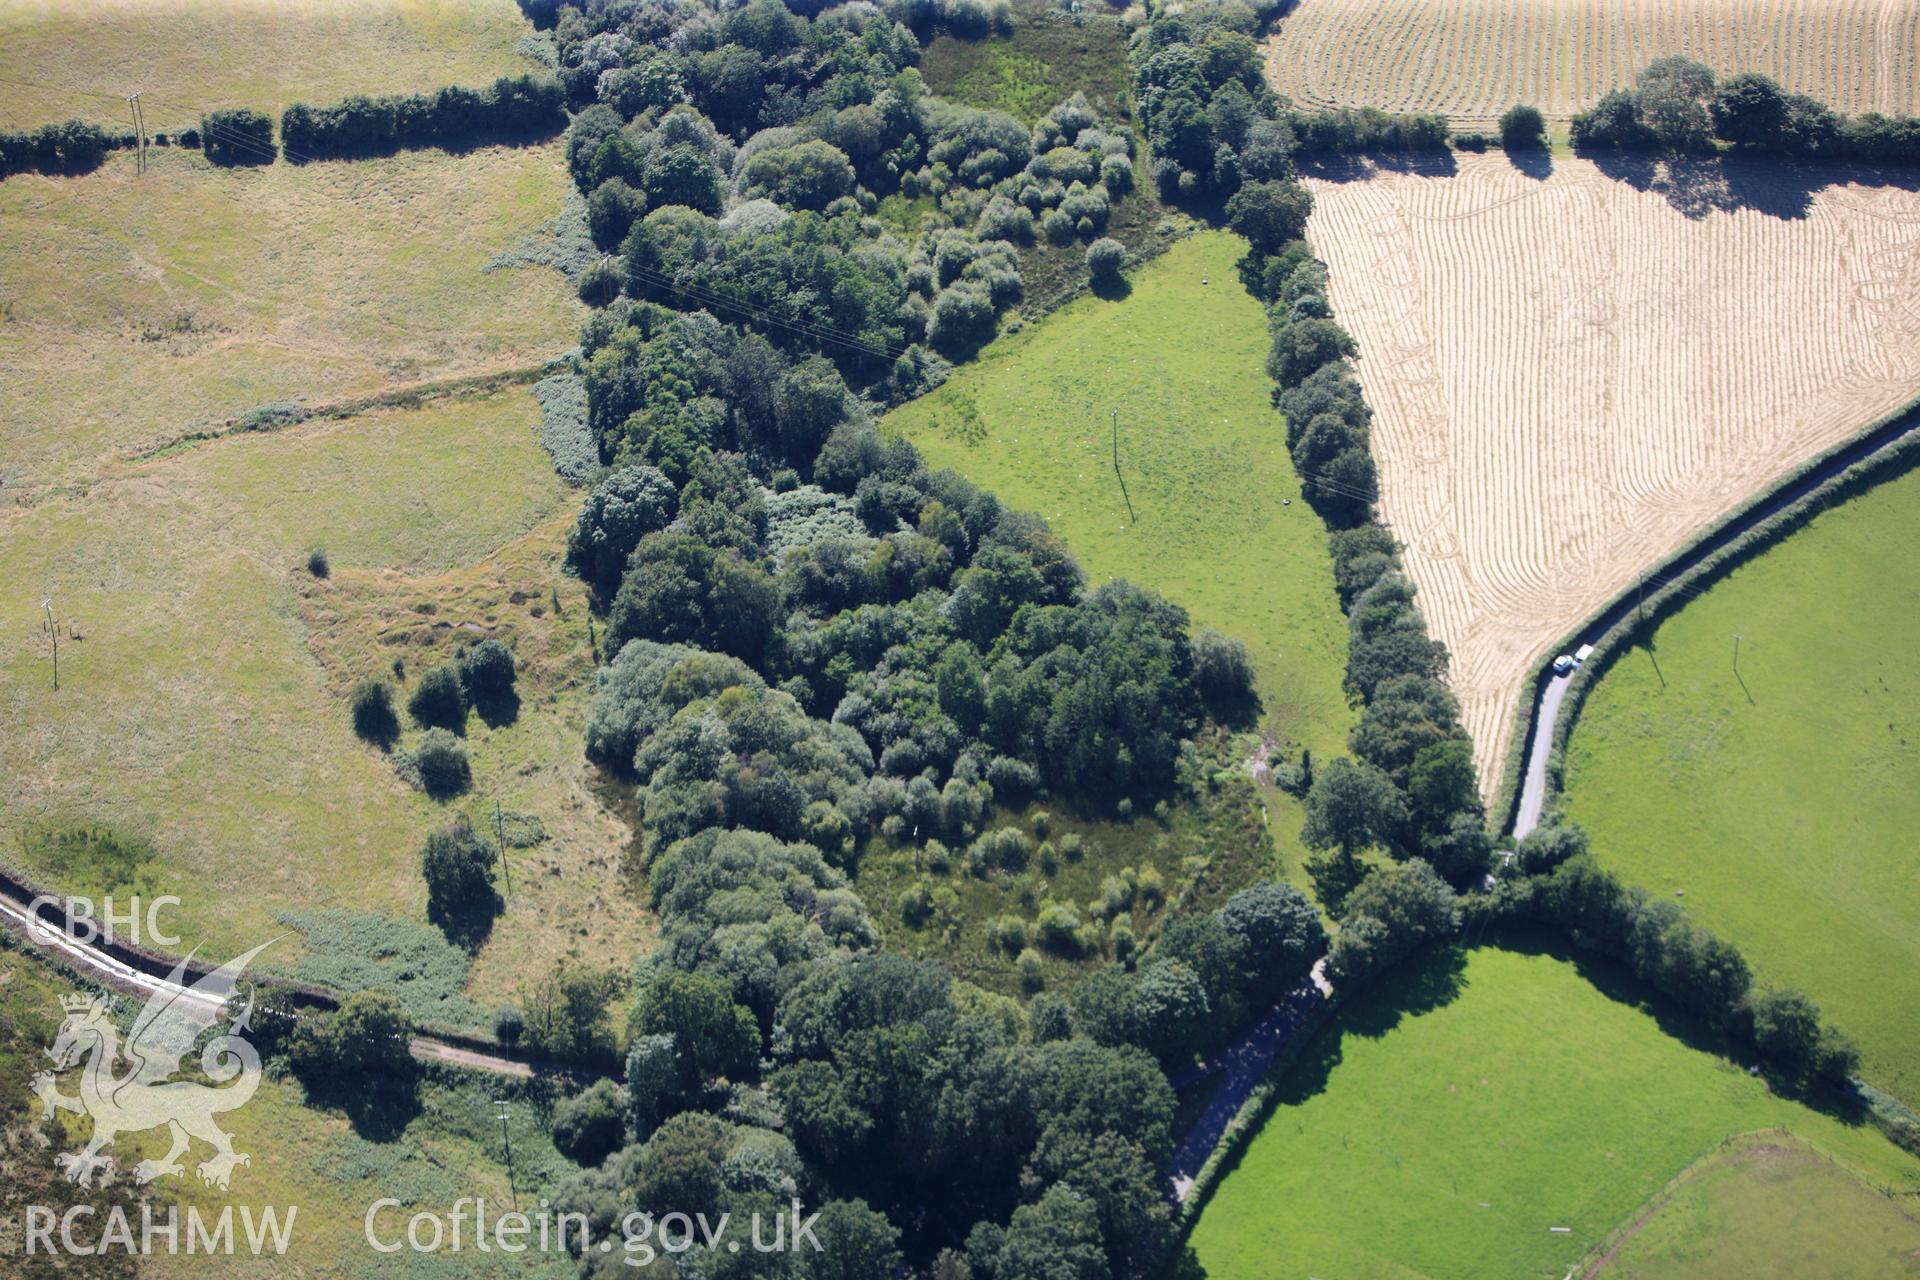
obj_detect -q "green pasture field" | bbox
[1562,463,1920,1103]
[0,139,580,490]
[1581,1131,1920,1279]
[1187,941,1920,1280]
[0,388,648,1012]
[884,231,1354,885]
[0,0,539,126]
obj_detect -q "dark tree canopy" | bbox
[1498,104,1546,150]
[1302,757,1407,859]
[420,819,499,944]
[1218,880,1327,993]
[1226,179,1314,255]
[407,662,468,731]
[567,463,678,596]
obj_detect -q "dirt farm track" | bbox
[1302,153,1920,791]
[1265,0,1920,126]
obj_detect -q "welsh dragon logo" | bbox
[30,941,275,1189]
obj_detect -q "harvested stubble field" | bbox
[1300,152,1920,788]
[1264,0,1920,127]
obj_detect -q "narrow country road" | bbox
[1507,400,1920,839]
[0,883,608,1085]
[1514,670,1572,839]
[1166,983,1324,1201]
[1163,400,1920,1199]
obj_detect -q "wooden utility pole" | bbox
[1111,408,1135,525]
[125,92,146,173]
[492,796,512,899]
[41,599,58,691]
[492,1099,518,1210]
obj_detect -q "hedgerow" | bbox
[1572,57,1920,161]
[280,75,565,160]
[0,119,116,180]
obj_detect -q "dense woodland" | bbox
[132,0,1893,1272]
[454,2,1353,1274]
[280,2,1885,1274]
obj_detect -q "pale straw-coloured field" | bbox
[1265,0,1920,127]
[1302,153,1920,790]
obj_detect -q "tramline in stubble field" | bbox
[1265,0,1920,127]
[1300,152,1920,789]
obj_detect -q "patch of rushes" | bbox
[919,0,1136,124]
[856,735,1274,996]
[1010,159,1188,320]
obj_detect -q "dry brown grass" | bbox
[0,0,537,125]
[0,1,625,1010]
[0,141,580,491]
[297,508,652,1006]
[1264,0,1920,127]
[1301,152,1920,789]
[0,389,647,999]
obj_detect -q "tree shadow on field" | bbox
[1485,925,1877,1129]
[1297,150,1459,186]
[1179,944,1469,1235]
[1090,273,1132,302]
[1586,150,1920,221]
[1507,147,1553,181]
[297,1065,422,1143]
[1259,944,1470,1110]
[339,1078,423,1143]
[1340,943,1469,1040]
[472,685,521,729]
[427,885,503,952]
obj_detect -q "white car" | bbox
[1552,654,1575,675]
